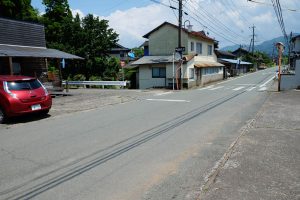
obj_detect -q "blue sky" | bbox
[31,0,300,49]
[31,0,152,16]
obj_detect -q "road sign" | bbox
[175,47,185,52]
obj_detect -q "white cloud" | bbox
[102,2,177,48]
[69,0,300,48]
[71,9,85,19]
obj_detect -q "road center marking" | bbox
[247,87,256,91]
[146,99,190,103]
[233,86,244,91]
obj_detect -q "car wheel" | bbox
[0,107,6,124]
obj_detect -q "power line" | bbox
[149,0,177,10]
[184,1,249,44]
[247,0,300,12]
[182,5,241,45]
[187,0,249,43]
[270,0,288,44]
[169,0,178,20]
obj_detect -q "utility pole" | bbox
[251,25,256,57]
[178,0,182,49]
[178,0,183,90]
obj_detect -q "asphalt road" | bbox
[0,68,276,200]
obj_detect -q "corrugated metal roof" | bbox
[130,55,175,65]
[0,44,83,59]
[194,61,224,68]
[220,58,252,65]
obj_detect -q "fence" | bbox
[62,81,128,90]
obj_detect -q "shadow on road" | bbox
[4,113,51,125]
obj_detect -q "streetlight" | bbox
[276,42,284,91]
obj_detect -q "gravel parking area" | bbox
[50,88,162,116]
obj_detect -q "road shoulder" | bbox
[199,90,300,200]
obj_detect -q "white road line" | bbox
[260,76,274,88]
[236,84,256,86]
[209,86,224,90]
[247,87,256,91]
[155,92,173,96]
[146,99,190,103]
[233,86,244,91]
[258,87,267,91]
[197,85,215,91]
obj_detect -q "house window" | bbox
[203,67,220,75]
[208,45,212,55]
[152,67,166,78]
[191,42,194,51]
[196,42,202,54]
[189,68,194,79]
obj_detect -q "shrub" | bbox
[73,74,86,81]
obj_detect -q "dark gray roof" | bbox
[215,50,236,58]
[130,56,174,65]
[0,44,83,59]
[0,17,46,47]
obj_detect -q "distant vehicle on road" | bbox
[0,75,52,123]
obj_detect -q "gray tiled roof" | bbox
[0,44,83,59]
[130,56,175,65]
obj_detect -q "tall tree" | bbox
[80,14,119,78]
[42,0,73,49]
[0,0,39,21]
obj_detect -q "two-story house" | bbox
[128,22,224,89]
[108,43,131,61]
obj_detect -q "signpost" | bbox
[120,61,126,88]
[173,47,185,90]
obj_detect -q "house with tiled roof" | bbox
[128,22,224,89]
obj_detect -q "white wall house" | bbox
[129,22,224,89]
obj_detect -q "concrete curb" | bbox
[197,94,270,199]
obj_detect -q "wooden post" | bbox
[276,42,284,92]
[57,59,63,88]
[8,57,13,75]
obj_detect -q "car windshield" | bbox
[6,79,42,91]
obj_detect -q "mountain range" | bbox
[221,34,299,56]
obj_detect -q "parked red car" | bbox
[0,75,52,123]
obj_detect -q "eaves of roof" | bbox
[143,21,215,42]
[0,44,83,59]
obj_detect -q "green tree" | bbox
[132,47,144,58]
[0,0,39,21]
[80,14,119,78]
[103,57,120,80]
[42,0,73,50]
[243,51,273,67]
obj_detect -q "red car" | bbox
[0,75,52,123]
